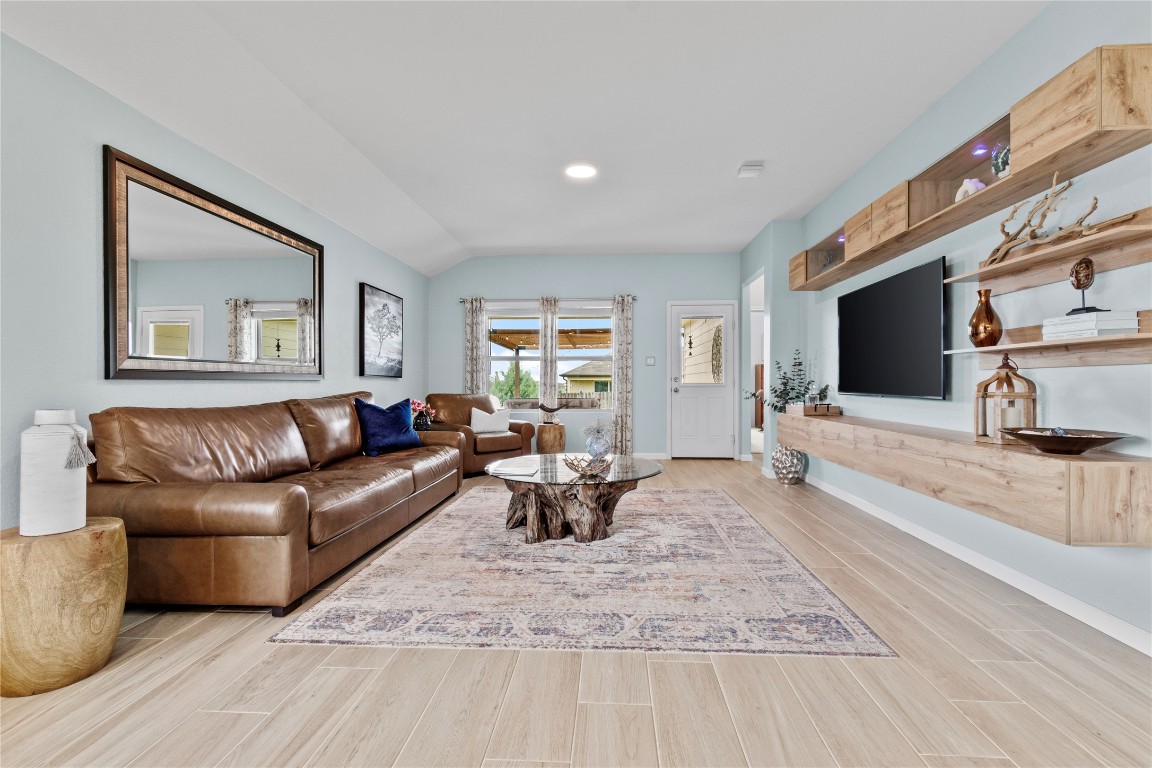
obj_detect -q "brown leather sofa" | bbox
[86,391,463,615]
[425,393,535,474]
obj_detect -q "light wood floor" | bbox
[3,460,1150,767]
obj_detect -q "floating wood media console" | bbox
[777,414,1151,548]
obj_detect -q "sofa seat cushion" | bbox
[271,468,415,546]
[475,431,523,454]
[90,402,310,484]
[329,446,459,491]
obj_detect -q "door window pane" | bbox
[681,316,724,384]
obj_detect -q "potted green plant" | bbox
[766,350,829,413]
[766,350,828,483]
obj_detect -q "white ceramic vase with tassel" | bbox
[19,409,96,536]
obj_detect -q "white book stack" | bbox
[1041,310,1140,340]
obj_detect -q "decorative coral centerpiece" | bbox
[564,454,614,477]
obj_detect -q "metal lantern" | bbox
[974,354,1037,444]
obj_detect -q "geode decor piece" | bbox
[771,445,806,485]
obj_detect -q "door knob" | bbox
[673,387,680,393]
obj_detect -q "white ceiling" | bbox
[1,1,1047,276]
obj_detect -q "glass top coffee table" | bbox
[486,454,664,543]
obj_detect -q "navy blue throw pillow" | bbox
[355,398,422,455]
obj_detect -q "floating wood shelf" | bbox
[777,413,1151,546]
[944,208,1152,295]
[791,44,1152,292]
[945,310,1151,368]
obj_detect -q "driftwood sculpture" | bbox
[983,172,1135,266]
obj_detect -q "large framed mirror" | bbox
[104,146,323,379]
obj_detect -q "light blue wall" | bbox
[744,2,1152,630]
[426,252,741,455]
[741,221,808,459]
[135,256,313,360]
[0,35,430,528]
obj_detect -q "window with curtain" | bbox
[487,299,614,408]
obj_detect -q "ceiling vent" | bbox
[736,160,765,178]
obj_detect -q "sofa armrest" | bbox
[87,482,309,537]
[509,420,536,454]
[419,430,466,486]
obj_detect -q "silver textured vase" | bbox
[771,445,805,485]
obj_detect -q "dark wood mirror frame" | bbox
[103,146,323,379]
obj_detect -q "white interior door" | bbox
[669,302,736,457]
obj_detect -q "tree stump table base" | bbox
[488,454,663,544]
[504,478,639,543]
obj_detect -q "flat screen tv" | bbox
[838,256,947,399]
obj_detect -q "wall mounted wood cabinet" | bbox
[1011,46,1151,173]
[778,414,1151,547]
[845,183,909,261]
[788,229,845,289]
[790,44,1151,292]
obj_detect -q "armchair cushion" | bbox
[355,398,422,455]
[474,431,523,453]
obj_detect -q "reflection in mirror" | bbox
[105,146,322,379]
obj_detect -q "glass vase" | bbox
[586,434,611,460]
[968,289,1003,348]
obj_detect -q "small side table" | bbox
[1,517,127,697]
[536,422,566,454]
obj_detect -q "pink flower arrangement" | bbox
[410,399,436,419]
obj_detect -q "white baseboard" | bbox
[762,468,1151,655]
[634,452,669,460]
[738,453,753,462]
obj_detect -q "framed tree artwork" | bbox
[359,283,403,377]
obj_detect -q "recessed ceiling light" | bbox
[565,162,598,179]
[737,160,765,178]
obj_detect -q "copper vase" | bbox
[968,289,1002,347]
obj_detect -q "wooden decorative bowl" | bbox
[1000,428,1131,455]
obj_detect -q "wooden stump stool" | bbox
[1,517,127,697]
[536,423,566,454]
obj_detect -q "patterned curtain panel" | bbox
[225,298,254,362]
[539,296,559,423]
[611,293,634,455]
[463,297,488,394]
[296,298,315,366]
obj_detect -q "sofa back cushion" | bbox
[426,393,500,426]
[285,391,372,469]
[91,401,310,483]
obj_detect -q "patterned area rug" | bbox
[270,487,894,656]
